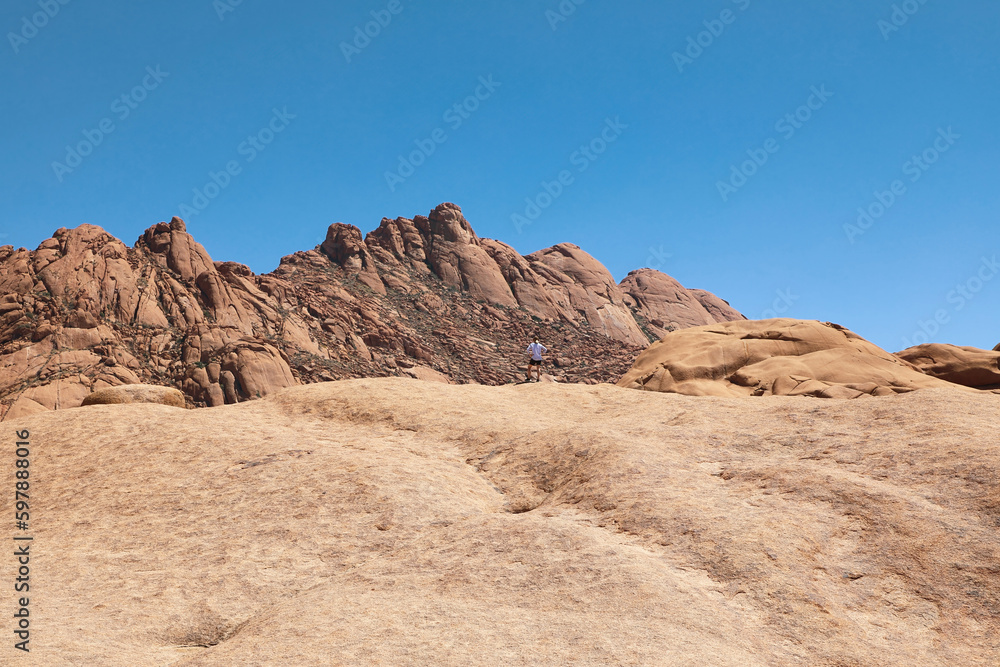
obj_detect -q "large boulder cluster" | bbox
[0,203,743,419]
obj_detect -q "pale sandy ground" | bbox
[4,378,999,666]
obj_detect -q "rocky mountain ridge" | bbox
[0,203,744,420]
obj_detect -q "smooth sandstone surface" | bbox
[6,378,998,665]
[618,318,961,398]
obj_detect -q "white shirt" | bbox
[526,343,547,360]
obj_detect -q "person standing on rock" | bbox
[525,337,548,382]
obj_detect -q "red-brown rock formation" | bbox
[620,268,746,339]
[0,203,743,420]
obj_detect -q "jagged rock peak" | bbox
[135,217,217,283]
[321,223,370,268]
[428,202,477,244]
[320,222,385,294]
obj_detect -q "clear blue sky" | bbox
[2,0,997,351]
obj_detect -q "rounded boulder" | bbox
[81,384,187,408]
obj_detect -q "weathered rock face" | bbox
[423,203,518,307]
[896,343,1000,390]
[480,239,564,320]
[364,205,743,344]
[690,289,745,324]
[523,244,650,346]
[0,203,744,420]
[620,269,746,339]
[320,223,386,295]
[0,218,308,419]
[363,206,513,308]
[618,318,963,398]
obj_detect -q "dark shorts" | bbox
[529,359,542,366]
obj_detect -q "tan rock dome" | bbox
[617,318,962,398]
